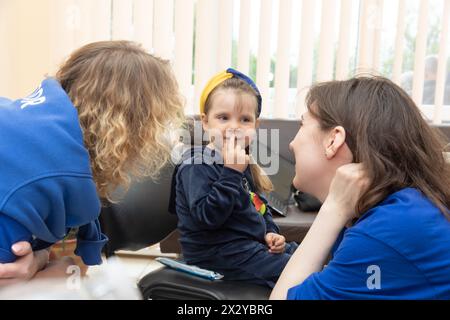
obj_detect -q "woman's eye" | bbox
[217,115,228,120]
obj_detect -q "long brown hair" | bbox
[204,77,273,193]
[306,76,450,219]
[56,40,185,201]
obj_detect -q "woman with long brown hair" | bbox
[0,41,184,285]
[271,76,450,299]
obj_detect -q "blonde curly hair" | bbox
[56,41,185,201]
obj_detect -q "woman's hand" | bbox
[265,233,286,254]
[323,163,370,225]
[0,242,49,287]
[270,163,370,300]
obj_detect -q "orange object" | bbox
[250,192,266,215]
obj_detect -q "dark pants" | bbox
[199,241,299,288]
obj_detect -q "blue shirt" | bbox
[0,78,107,265]
[287,188,450,300]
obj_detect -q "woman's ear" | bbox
[324,126,346,160]
[255,118,260,129]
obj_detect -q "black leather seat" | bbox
[138,268,270,300]
[100,164,178,257]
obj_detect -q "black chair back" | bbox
[100,164,177,256]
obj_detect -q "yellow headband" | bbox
[199,70,233,114]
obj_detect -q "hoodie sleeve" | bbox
[0,214,33,263]
[177,164,249,230]
[263,206,280,234]
[75,219,108,265]
[255,193,280,234]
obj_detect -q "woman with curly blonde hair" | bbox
[0,40,184,284]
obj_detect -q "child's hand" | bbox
[265,233,286,254]
[222,132,249,173]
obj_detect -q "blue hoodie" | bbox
[287,188,450,300]
[0,78,108,265]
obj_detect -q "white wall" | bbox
[0,0,53,98]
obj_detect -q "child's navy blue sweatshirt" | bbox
[172,146,297,287]
[0,78,107,265]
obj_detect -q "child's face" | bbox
[202,89,259,149]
